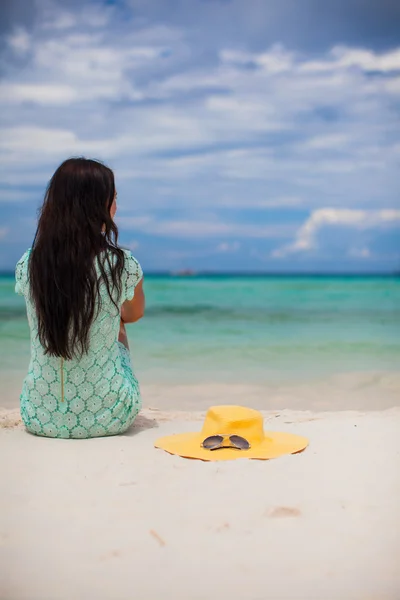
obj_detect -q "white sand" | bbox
[1,406,400,600]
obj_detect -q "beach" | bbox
[1,274,400,598]
[1,0,400,594]
[1,404,400,600]
[2,371,400,413]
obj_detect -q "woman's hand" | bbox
[118,319,129,350]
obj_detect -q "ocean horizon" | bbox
[1,271,399,277]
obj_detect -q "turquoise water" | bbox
[1,274,399,388]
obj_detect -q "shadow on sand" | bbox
[123,413,159,437]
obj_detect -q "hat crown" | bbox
[201,405,265,443]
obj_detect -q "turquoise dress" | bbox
[15,249,143,439]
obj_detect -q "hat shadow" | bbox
[123,413,159,437]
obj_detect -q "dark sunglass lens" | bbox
[202,435,224,449]
[229,435,250,450]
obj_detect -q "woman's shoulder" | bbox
[121,249,142,275]
[103,247,141,270]
[15,248,32,295]
[16,248,32,267]
[120,249,143,301]
[101,247,143,288]
[121,248,140,265]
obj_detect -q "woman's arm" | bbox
[121,278,145,323]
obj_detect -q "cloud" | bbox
[7,26,31,54]
[41,5,113,31]
[3,0,400,57]
[1,20,181,108]
[216,241,241,253]
[300,134,351,151]
[221,45,400,75]
[0,118,213,167]
[42,12,77,31]
[0,126,81,164]
[272,209,400,257]
[0,83,78,104]
[300,46,400,73]
[125,240,140,252]
[1,0,400,270]
[1,26,400,181]
[118,215,295,240]
[348,247,371,259]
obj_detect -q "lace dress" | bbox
[15,249,143,439]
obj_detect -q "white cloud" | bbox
[332,46,400,72]
[119,216,294,239]
[42,12,77,30]
[0,83,78,105]
[348,247,371,259]
[41,6,113,31]
[0,118,212,166]
[216,241,241,252]
[0,228,8,240]
[221,45,400,76]
[125,240,140,252]
[8,28,31,54]
[272,209,400,257]
[300,46,400,73]
[385,77,400,94]
[2,24,175,107]
[300,134,351,151]
[220,45,294,73]
[0,126,80,160]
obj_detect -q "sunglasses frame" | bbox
[201,434,251,451]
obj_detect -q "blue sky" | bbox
[0,0,399,272]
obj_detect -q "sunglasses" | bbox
[201,434,251,451]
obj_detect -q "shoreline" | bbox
[2,369,400,412]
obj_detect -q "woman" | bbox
[15,157,145,439]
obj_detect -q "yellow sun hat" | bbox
[154,405,309,461]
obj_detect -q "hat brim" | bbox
[154,431,308,461]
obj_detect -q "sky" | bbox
[0,0,400,273]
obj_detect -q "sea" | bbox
[1,272,399,409]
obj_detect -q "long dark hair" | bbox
[29,157,125,360]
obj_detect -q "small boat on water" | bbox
[171,269,197,277]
